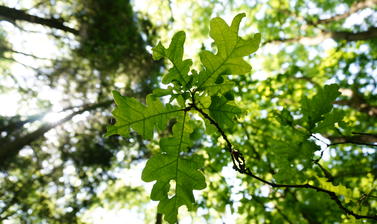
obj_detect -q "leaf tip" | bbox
[111,90,120,98]
[152,42,166,60]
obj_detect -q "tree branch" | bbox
[318,0,377,24]
[190,97,377,221]
[0,5,78,34]
[264,0,377,45]
[327,133,377,147]
[0,46,57,61]
[0,100,112,165]
[334,100,377,117]
[332,27,377,41]
[263,27,377,45]
[335,87,377,117]
[309,0,377,25]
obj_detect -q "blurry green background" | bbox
[0,0,376,223]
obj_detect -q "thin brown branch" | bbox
[190,97,377,221]
[0,46,56,61]
[312,0,377,25]
[0,55,39,70]
[191,102,242,171]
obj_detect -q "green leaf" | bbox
[301,84,341,130]
[195,13,260,94]
[152,31,193,89]
[152,87,174,97]
[208,96,242,129]
[203,78,235,96]
[312,110,344,133]
[142,112,206,223]
[196,95,212,108]
[276,108,294,126]
[317,177,353,203]
[106,91,181,139]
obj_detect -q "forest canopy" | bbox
[0,0,376,223]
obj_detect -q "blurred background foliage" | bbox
[0,0,376,223]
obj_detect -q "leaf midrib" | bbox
[174,111,187,214]
[114,109,183,132]
[197,36,240,90]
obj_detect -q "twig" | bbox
[188,97,377,221]
[329,141,377,148]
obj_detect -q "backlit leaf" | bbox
[301,84,341,130]
[208,96,242,129]
[141,112,206,223]
[152,31,193,89]
[106,91,181,139]
[195,13,260,94]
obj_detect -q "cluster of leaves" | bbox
[107,13,377,223]
[107,13,260,223]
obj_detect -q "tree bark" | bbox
[335,88,377,117]
[311,0,377,25]
[0,100,112,164]
[327,133,377,147]
[0,5,78,34]
[264,27,377,45]
[331,27,377,41]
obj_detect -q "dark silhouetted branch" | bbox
[155,213,162,224]
[327,133,377,147]
[263,27,377,45]
[189,93,377,221]
[0,5,78,34]
[0,46,56,61]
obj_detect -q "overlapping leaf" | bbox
[141,113,206,223]
[106,91,181,139]
[301,84,341,130]
[312,110,344,133]
[195,13,261,94]
[152,31,193,89]
[208,96,242,129]
[204,78,235,96]
[107,14,261,223]
[317,177,353,203]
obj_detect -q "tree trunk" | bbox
[0,100,112,164]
